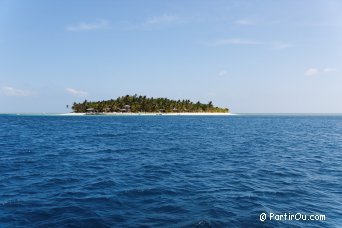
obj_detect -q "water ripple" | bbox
[0,115,341,227]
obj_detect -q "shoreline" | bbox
[60,112,236,116]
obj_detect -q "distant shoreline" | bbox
[60,112,236,116]
[71,95,229,114]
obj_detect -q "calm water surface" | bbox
[0,115,341,227]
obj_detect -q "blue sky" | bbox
[1,0,342,113]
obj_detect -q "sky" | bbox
[1,0,342,113]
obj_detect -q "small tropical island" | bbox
[70,95,229,115]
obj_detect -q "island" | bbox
[70,95,229,115]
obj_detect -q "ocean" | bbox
[0,114,341,227]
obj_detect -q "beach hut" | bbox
[123,105,131,112]
[86,108,95,114]
[103,107,111,113]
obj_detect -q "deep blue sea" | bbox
[0,115,341,227]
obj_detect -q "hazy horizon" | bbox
[1,0,342,113]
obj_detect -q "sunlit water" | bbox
[0,115,341,227]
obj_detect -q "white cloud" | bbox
[235,19,254,25]
[271,42,293,50]
[65,88,87,96]
[145,14,179,25]
[323,67,337,73]
[218,70,227,76]
[209,38,292,51]
[66,20,110,31]
[212,38,293,51]
[305,68,320,76]
[305,67,337,76]
[1,86,31,97]
[215,38,262,45]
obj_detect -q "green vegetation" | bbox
[72,94,229,113]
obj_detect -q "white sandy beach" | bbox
[60,112,236,116]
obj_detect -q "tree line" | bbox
[71,94,229,113]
